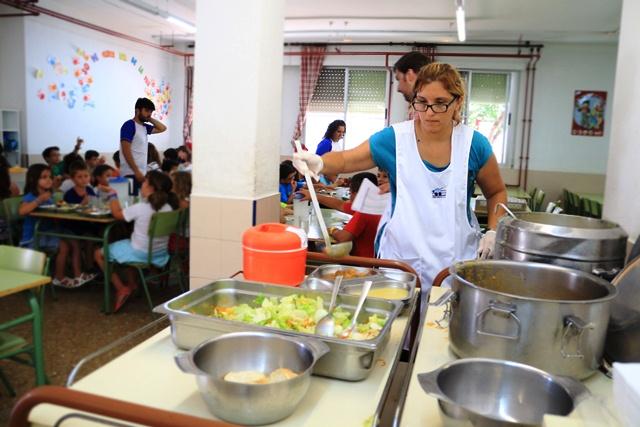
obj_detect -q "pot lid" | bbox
[609,257,640,329]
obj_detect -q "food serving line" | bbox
[12,210,635,426]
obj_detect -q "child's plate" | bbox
[80,208,111,217]
[39,204,56,210]
[56,204,79,213]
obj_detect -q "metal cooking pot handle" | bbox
[553,375,590,404]
[417,369,447,400]
[301,337,330,361]
[495,202,517,219]
[429,290,456,329]
[591,267,620,281]
[174,352,199,375]
[359,352,374,370]
[475,301,521,340]
[561,315,595,359]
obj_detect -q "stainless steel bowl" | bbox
[175,331,329,425]
[378,269,417,288]
[418,358,588,426]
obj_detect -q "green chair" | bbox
[114,209,185,312]
[590,200,603,218]
[532,189,546,212]
[581,198,592,217]
[527,187,538,211]
[0,245,48,396]
[3,196,24,246]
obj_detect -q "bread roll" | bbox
[268,368,299,382]
[223,370,268,384]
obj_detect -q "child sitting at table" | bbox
[171,171,191,209]
[92,164,118,203]
[84,149,105,174]
[94,171,179,312]
[19,164,74,287]
[279,162,297,204]
[64,161,98,286]
[328,172,381,258]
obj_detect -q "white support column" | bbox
[603,0,640,245]
[190,0,284,287]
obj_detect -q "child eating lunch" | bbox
[19,164,74,287]
[94,170,179,312]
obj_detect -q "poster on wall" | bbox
[571,90,606,137]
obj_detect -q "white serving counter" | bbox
[29,312,412,427]
[399,287,623,427]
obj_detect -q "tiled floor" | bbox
[0,280,181,424]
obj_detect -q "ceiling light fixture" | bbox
[166,15,196,33]
[455,0,466,42]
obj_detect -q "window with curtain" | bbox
[304,67,387,152]
[459,71,513,165]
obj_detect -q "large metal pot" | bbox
[605,257,640,363]
[418,358,588,427]
[494,212,627,278]
[175,331,329,425]
[434,260,617,379]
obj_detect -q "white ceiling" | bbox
[28,0,623,48]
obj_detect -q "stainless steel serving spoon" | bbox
[294,140,352,258]
[315,276,343,337]
[340,280,373,339]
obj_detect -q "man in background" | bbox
[393,51,432,117]
[119,97,166,195]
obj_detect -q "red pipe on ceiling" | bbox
[0,0,190,56]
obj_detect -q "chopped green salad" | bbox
[194,294,386,340]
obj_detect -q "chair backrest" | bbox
[527,187,538,210]
[146,209,181,261]
[591,200,603,218]
[533,189,545,212]
[0,245,46,274]
[3,196,24,246]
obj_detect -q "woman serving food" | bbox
[294,63,507,291]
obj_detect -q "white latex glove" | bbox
[293,150,323,181]
[477,230,496,259]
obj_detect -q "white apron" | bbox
[377,120,481,296]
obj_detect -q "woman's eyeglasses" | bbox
[412,96,458,113]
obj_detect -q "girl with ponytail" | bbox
[94,170,178,312]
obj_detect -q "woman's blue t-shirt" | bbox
[369,125,493,220]
[315,138,333,156]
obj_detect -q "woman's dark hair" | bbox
[24,164,51,196]
[323,120,346,140]
[146,170,179,211]
[350,172,377,193]
[177,145,191,162]
[0,155,11,199]
[147,143,161,165]
[63,152,84,175]
[161,158,180,173]
[163,148,179,161]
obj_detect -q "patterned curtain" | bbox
[183,65,194,149]
[291,45,327,151]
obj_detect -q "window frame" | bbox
[458,68,520,168]
[303,66,389,151]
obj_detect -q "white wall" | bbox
[0,16,27,162]
[22,16,185,159]
[529,43,617,174]
[604,0,640,241]
[280,66,299,155]
[279,43,618,179]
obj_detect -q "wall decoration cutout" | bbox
[33,45,172,119]
[572,90,606,137]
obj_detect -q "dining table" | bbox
[30,209,122,313]
[0,269,51,385]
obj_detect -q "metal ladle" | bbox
[315,275,343,337]
[294,141,352,258]
[340,280,373,339]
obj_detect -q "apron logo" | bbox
[432,187,447,198]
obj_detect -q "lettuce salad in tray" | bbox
[192,294,386,341]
